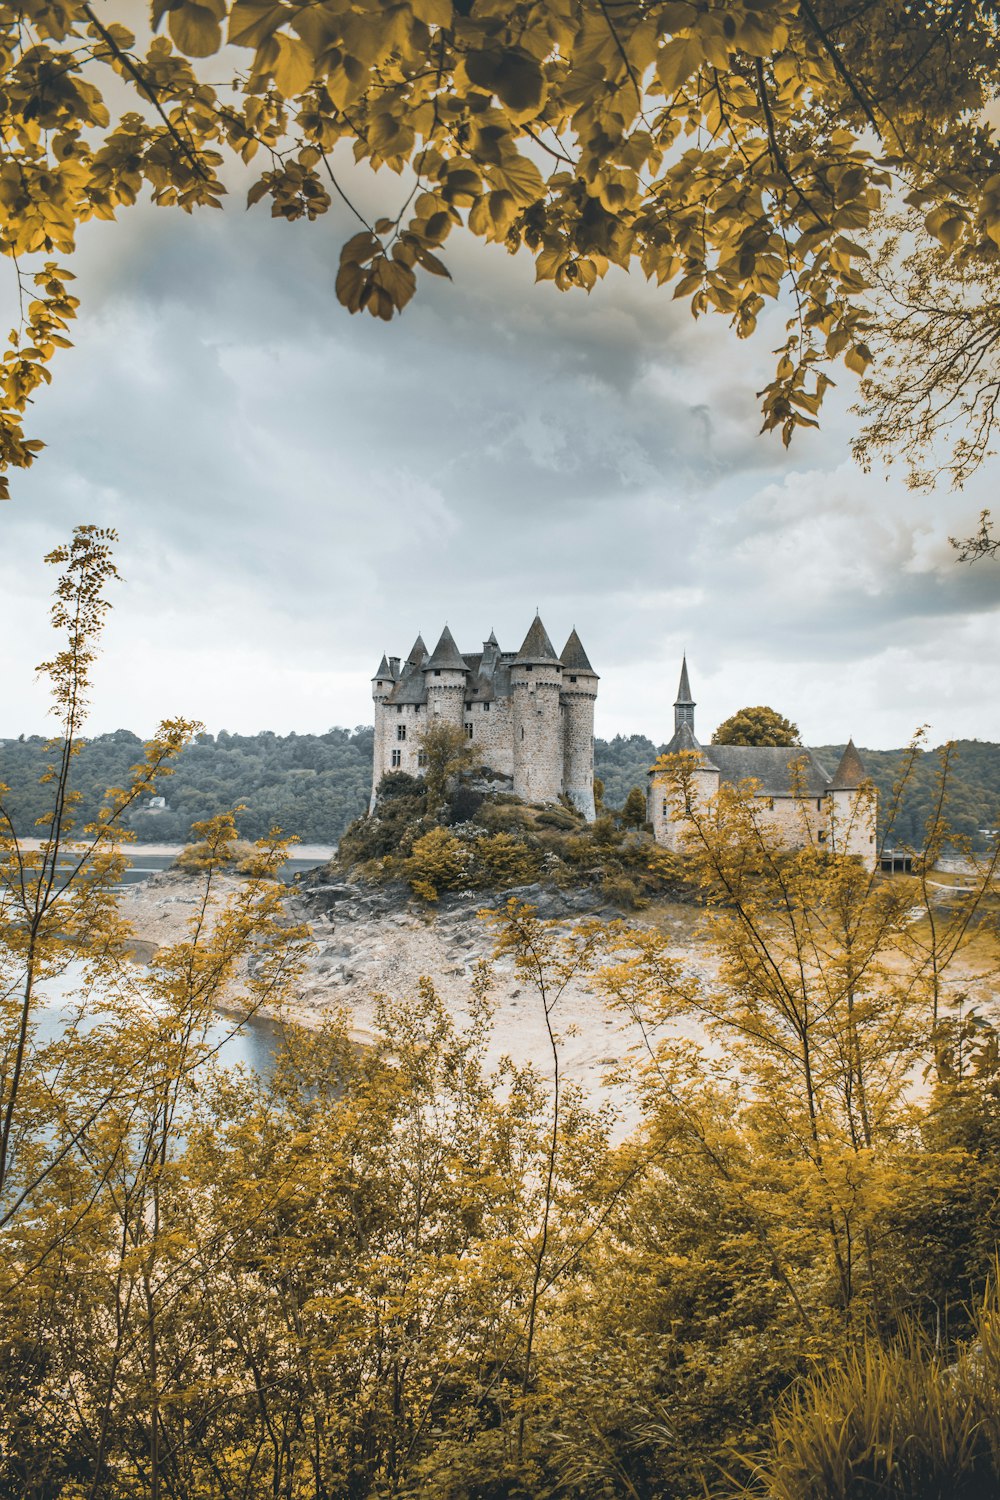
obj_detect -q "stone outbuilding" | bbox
[648,659,877,867]
[371,615,598,819]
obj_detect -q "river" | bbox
[21,846,332,1080]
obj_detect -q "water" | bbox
[7,849,330,1080]
[27,963,288,1081]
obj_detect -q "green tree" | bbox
[713,705,801,747]
[621,785,648,828]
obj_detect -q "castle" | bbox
[647,659,877,867]
[370,616,598,819]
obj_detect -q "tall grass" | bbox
[738,1284,1000,1499]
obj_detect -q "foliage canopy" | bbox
[4,1,1000,495]
[713,703,802,747]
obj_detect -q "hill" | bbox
[0,728,996,850]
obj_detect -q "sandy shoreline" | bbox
[15,838,337,862]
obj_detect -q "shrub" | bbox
[474,832,541,889]
[535,805,579,831]
[405,827,471,901]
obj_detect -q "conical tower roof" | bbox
[406,634,428,666]
[372,653,392,680]
[660,720,716,763]
[675,654,694,706]
[560,628,596,674]
[424,625,467,672]
[830,738,866,790]
[515,613,559,663]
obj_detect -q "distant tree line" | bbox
[0,727,374,845]
[0,726,996,850]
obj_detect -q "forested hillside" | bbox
[1,727,997,849]
[0,727,374,845]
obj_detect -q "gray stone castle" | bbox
[371,615,598,819]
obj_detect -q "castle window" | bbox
[520,727,525,740]
[397,705,403,714]
[465,722,473,739]
[818,830,827,843]
[816,798,822,810]
[433,668,441,676]
[397,725,406,741]
[662,799,668,816]
[417,751,428,767]
[525,664,533,671]
[569,675,577,683]
[391,749,402,768]
[767,797,774,810]
[465,701,471,710]
[483,701,490,711]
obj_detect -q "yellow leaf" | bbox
[655,36,702,97]
[168,1,223,57]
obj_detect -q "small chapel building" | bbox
[647,659,877,868]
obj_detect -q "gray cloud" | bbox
[0,184,997,747]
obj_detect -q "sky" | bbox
[1,155,998,752]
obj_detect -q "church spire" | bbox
[674,655,695,735]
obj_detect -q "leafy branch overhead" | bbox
[4,0,1000,491]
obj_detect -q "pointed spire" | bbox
[673,655,695,735]
[372,653,391,681]
[424,624,467,672]
[406,633,427,666]
[675,654,694,706]
[515,613,559,663]
[830,738,866,790]
[560,628,595,674]
[485,628,499,647]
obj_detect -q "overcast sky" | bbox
[1,160,997,751]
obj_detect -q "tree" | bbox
[621,785,648,829]
[713,705,801,747]
[4,1,1000,498]
[416,719,476,813]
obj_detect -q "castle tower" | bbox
[647,658,720,846]
[512,613,564,805]
[560,628,598,821]
[370,652,399,810]
[423,625,466,732]
[674,655,695,734]
[827,738,876,866]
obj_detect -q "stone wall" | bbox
[512,668,564,803]
[563,682,598,819]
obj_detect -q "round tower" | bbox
[559,628,598,821]
[370,653,395,811]
[512,614,564,805]
[423,625,467,733]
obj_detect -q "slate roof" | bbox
[707,745,833,797]
[424,625,467,672]
[656,722,716,766]
[560,628,597,675]
[405,634,428,668]
[515,614,560,664]
[675,655,694,705]
[830,739,866,789]
[387,671,428,705]
[372,654,392,681]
